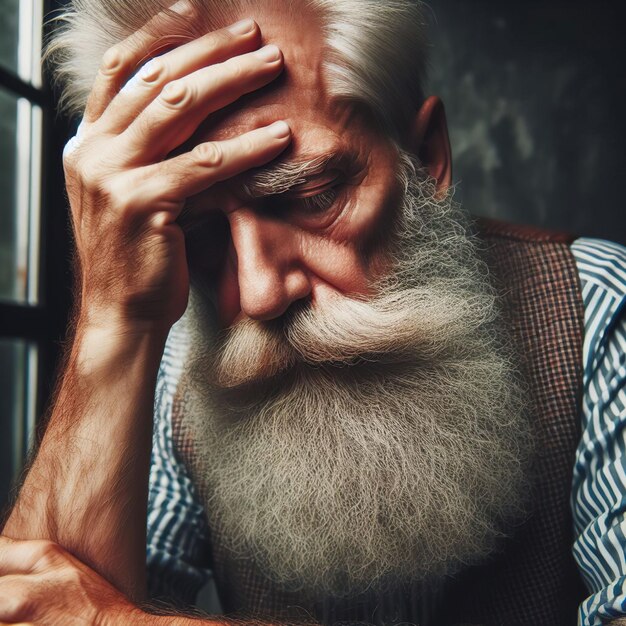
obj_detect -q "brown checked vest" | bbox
[170,216,589,626]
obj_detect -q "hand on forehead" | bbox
[171,9,341,155]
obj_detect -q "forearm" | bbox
[2,317,167,600]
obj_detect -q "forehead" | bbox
[190,6,371,162]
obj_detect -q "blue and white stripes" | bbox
[146,236,626,624]
[146,319,212,604]
[571,237,626,625]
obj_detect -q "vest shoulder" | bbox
[470,215,577,245]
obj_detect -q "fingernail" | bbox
[255,44,281,62]
[267,120,291,139]
[228,18,255,35]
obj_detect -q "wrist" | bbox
[76,302,175,341]
[72,322,165,377]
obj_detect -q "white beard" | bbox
[178,149,534,600]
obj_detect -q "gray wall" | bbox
[426,0,626,243]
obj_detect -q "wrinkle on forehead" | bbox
[189,90,365,185]
[185,4,346,146]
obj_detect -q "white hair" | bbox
[44,0,429,136]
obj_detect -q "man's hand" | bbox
[65,2,291,333]
[0,536,308,626]
[0,536,135,625]
[1,2,292,604]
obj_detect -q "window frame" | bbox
[0,0,73,477]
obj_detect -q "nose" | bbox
[228,208,312,321]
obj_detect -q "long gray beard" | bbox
[179,149,534,600]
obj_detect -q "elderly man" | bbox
[1,0,625,625]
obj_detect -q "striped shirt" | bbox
[146,236,626,625]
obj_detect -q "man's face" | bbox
[181,6,402,328]
[176,7,532,601]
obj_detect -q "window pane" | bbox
[0,0,43,86]
[0,0,19,74]
[0,87,43,304]
[0,89,19,300]
[0,339,37,513]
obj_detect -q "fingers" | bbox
[83,0,195,123]
[98,18,262,134]
[0,537,64,576]
[121,45,285,163]
[127,121,292,213]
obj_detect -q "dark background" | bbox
[427,0,626,243]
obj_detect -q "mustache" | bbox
[211,285,496,389]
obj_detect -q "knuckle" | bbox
[137,57,167,87]
[101,176,135,217]
[150,210,178,230]
[159,79,192,108]
[193,142,223,168]
[239,134,256,156]
[77,159,107,194]
[100,44,126,76]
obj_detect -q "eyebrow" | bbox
[239,149,358,199]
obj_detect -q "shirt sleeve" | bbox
[570,237,626,625]
[146,323,213,607]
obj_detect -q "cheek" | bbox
[299,231,373,297]
[338,171,403,261]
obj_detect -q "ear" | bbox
[408,96,453,194]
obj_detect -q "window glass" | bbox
[0,0,19,74]
[0,88,19,301]
[0,0,43,86]
[0,88,42,304]
[0,339,37,513]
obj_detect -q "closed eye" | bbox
[292,187,339,215]
[263,179,345,228]
[253,161,363,229]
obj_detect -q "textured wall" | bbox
[426,0,626,243]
